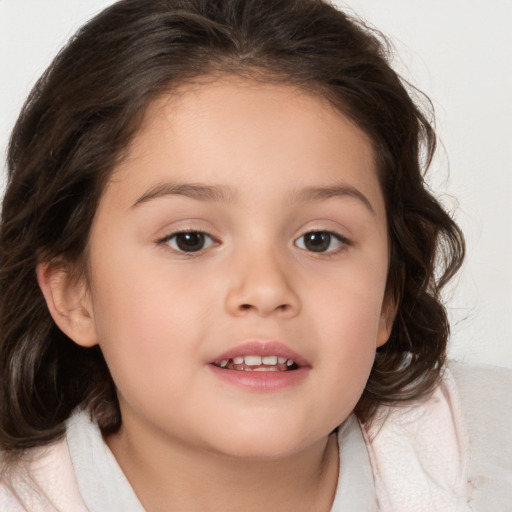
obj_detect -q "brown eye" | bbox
[166,232,215,253]
[295,231,346,253]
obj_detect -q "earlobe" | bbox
[37,262,98,347]
[376,294,398,348]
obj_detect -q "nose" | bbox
[224,248,301,318]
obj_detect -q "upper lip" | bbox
[209,341,310,367]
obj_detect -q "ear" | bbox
[376,292,397,348]
[37,262,98,347]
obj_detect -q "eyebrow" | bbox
[132,182,235,207]
[132,180,375,215]
[290,184,375,215]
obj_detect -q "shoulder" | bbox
[0,434,88,511]
[448,359,512,410]
[448,360,512,510]
[448,360,512,446]
[361,361,512,511]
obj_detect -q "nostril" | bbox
[238,303,292,313]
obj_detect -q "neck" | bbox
[106,422,339,512]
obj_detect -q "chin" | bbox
[217,442,308,461]
[205,421,326,461]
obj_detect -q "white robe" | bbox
[1,361,511,511]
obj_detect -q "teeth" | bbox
[244,355,262,366]
[216,355,298,369]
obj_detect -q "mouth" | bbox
[208,341,309,391]
[212,355,300,372]
[209,341,308,372]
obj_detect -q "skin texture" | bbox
[38,76,394,511]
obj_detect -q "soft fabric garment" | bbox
[361,368,471,511]
[1,361,511,511]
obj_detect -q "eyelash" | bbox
[294,231,351,255]
[158,230,218,255]
[158,229,351,256]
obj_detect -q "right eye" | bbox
[161,231,216,253]
[294,231,349,253]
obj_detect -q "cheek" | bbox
[87,251,212,401]
[311,254,388,337]
[306,257,387,405]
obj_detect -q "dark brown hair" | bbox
[0,0,464,453]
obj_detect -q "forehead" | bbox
[105,76,384,215]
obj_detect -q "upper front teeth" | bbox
[245,355,269,366]
[220,355,295,367]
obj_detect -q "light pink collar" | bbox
[361,368,472,511]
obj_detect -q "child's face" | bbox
[82,77,393,459]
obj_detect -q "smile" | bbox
[208,341,309,391]
[213,355,299,371]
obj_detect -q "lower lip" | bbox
[208,365,310,392]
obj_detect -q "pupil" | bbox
[305,232,330,252]
[176,232,205,252]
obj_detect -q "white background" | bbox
[1,0,511,368]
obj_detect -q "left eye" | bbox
[163,231,216,253]
[294,231,347,253]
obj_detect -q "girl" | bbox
[0,0,510,510]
